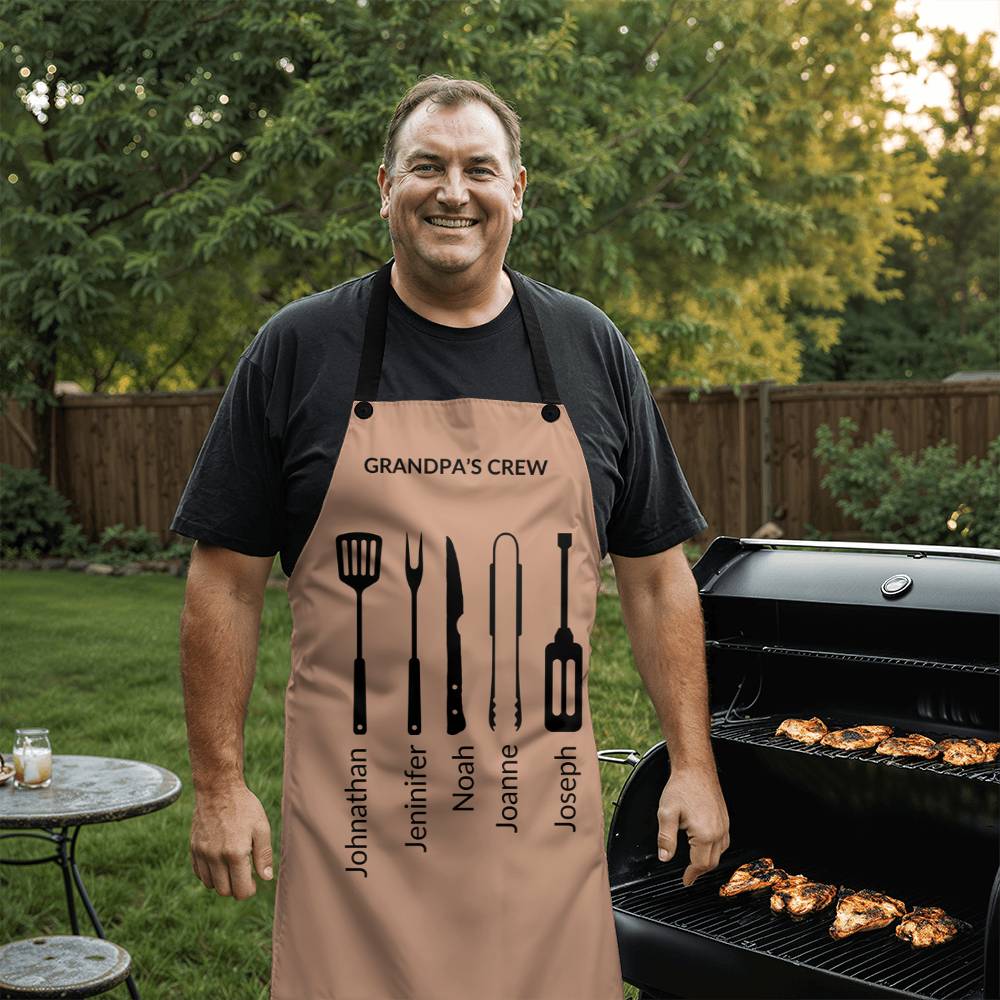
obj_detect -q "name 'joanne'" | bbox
[363,457,548,477]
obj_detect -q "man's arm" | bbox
[611,543,730,886]
[179,540,275,900]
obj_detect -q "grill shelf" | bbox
[711,712,1000,784]
[706,639,1000,678]
[612,851,985,1000]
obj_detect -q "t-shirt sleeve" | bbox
[169,352,283,557]
[605,349,708,558]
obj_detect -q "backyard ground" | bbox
[0,557,701,997]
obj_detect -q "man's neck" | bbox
[390,261,513,329]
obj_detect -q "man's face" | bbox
[378,99,526,277]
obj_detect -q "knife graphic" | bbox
[445,536,466,734]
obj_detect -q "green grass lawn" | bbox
[0,567,673,998]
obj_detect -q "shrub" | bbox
[0,463,81,558]
[54,521,90,558]
[0,465,195,564]
[813,418,1000,548]
[81,524,192,566]
[98,523,163,558]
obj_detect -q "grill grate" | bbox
[706,639,1000,677]
[710,712,1000,784]
[612,852,985,999]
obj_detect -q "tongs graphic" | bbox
[489,532,522,731]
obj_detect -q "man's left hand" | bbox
[656,766,730,887]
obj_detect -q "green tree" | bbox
[801,25,999,381]
[2,0,948,479]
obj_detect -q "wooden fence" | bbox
[2,379,998,546]
[653,379,998,541]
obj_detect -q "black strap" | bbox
[354,257,562,407]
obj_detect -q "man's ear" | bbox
[377,163,390,219]
[513,167,527,222]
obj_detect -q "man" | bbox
[172,75,729,1000]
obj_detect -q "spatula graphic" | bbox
[545,532,583,732]
[336,532,382,735]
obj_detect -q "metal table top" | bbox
[0,755,182,829]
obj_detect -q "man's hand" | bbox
[656,766,730,887]
[190,783,273,900]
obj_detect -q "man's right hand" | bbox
[190,783,274,900]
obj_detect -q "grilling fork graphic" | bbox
[336,532,382,735]
[405,532,423,735]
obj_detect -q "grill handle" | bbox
[598,748,641,768]
[738,536,1000,561]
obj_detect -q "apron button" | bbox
[541,403,560,422]
[354,400,374,419]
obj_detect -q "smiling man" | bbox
[172,75,727,1000]
[377,95,524,325]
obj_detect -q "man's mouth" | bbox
[425,217,478,228]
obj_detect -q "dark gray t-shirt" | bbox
[170,266,707,577]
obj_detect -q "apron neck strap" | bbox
[354,258,561,405]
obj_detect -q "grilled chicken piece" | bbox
[829,889,907,939]
[719,858,798,897]
[875,733,940,759]
[895,906,970,948]
[771,880,838,918]
[934,738,1000,766]
[775,717,827,745]
[820,725,894,750]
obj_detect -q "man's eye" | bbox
[412,164,493,175]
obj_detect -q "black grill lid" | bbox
[695,538,1000,615]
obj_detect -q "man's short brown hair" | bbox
[382,75,522,181]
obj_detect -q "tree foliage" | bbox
[801,24,999,381]
[0,0,983,476]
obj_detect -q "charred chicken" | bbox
[874,733,940,759]
[934,738,1000,766]
[820,725,894,750]
[895,906,970,948]
[719,858,800,897]
[829,888,907,939]
[770,880,838,918]
[775,717,828,745]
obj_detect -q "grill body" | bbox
[605,538,1000,1000]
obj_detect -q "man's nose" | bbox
[436,167,470,206]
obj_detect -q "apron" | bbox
[272,257,624,1000]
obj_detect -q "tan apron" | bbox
[272,257,624,1000]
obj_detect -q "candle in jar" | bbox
[13,745,52,786]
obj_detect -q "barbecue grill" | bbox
[602,537,1000,1000]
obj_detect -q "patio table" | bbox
[0,755,182,999]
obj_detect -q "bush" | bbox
[0,464,195,564]
[813,418,1000,548]
[98,523,163,559]
[85,524,191,566]
[55,521,89,558]
[0,463,80,558]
